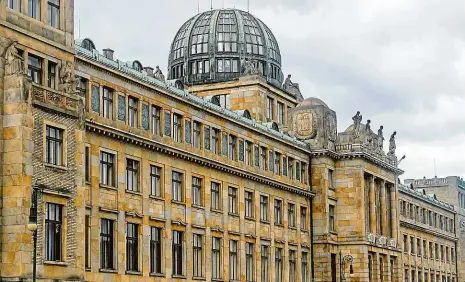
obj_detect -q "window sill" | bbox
[193,277,206,281]
[126,270,142,276]
[85,181,91,186]
[329,231,338,235]
[260,220,270,225]
[85,267,91,272]
[172,274,187,279]
[99,184,118,191]
[289,226,297,230]
[99,268,117,273]
[211,208,223,214]
[172,200,186,206]
[150,272,165,277]
[125,190,142,196]
[44,163,68,171]
[301,229,308,233]
[212,279,224,282]
[149,195,164,201]
[228,212,239,218]
[245,216,255,221]
[275,223,284,228]
[44,260,67,267]
[192,204,205,210]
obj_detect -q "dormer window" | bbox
[132,61,143,72]
[213,94,230,109]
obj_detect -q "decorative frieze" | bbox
[32,84,80,115]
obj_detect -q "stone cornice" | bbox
[400,220,458,241]
[399,184,455,212]
[86,120,315,198]
[310,149,404,175]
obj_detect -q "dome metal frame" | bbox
[168,9,284,88]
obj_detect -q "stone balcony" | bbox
[31,82,81,117]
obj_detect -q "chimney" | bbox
[144,66,154,76]
[103,48,114,60]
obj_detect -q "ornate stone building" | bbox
[0,1,462,282]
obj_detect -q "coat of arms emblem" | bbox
[293,111,315,140]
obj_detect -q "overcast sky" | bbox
[75,0,465,181]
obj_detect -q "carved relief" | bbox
[293,111,316,140]
[460,219,465,232]
[325,113,337,142]
[58,61,76,93]
[4,41,25,76]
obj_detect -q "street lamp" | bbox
[339,250,354,282]
[27,185,39,282]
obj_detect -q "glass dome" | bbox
[168,9,283,87]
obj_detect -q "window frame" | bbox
[45,203,63,262]
[100,218,115,270]
[172,230,184,276]
[128,96,138,127]
[47,0,60,29]
[274,199,283,225]
[99,150,116,187]
[102,87,114,119]
[228,186,238,215]
[172,171,184,202]
[211,181,221,210]
[212,237,222,279]
[244,190,254,218]
[125,158,140,192]
[245,242,254,282]
[126,222,139,272]
[45,124,65,167]
[150,165,162,197]
[192,176,203,206]
[260,195,269,222]
[193,233,204,278]
[151,105,161,136]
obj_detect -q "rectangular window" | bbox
[212,128,220,154]
[229,240,238,280]
[254,145,260,167]
[28,54,42,84]
[172,171,183,202]
[103,87,113,119]
[228,135,237,160]
[275,152,281,175]
[100,151,115,187]
[126,223,139,271]
[192,176,202,206]
[47,0,60,28]
[152,106,161,135]
[328,169,335,190]
[277,102,284,124]
[126,159,139,192]
[212,237,221,279]
[7,0,21,11]
[288,158,294,179]
[85,146,91,183]
[288,203,296,227]
[193,234,203,277]
[150,227,162,274]
[128,97,138,127]
[260,195,268,221]
[302,252,309,282]
[172,231,184,276]
[45,203,62,261]
[193,121,201,148]
[47,61,56,88]
[275,248,283,282]
[246,243,254,282]
[261,245,269,282]
[411,237,415,255]
[274,199,282,225]
[100,219,114,269]
[289,250,296,282]
[85,214,91,269]
[296,161,301,181]
[266,97,274,120]
[268,151,274,172]
[204,126,211,150]
[301,207,308,230]
[211,181,221,210]
[228,187,238,214]
[245,191,254,218]
[150,165,161,197]
[173,114,182,142]
[45,125,63,166]
[260,146,267,170]
[329,205,335,232]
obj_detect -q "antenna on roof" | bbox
[78,20,81,39]
[198,0,200,13]
[247,0,250,12]
[222,0,224,8]
[211,0,213,10]
[434,158,437,177]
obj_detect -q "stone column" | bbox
[390,184,398,239]
[369,176,376,234]
[380,180,387,236]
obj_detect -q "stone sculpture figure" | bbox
[377,125,384,150]
[154,66,165,82]
[283,74,300,92]
[352,111,362,139]
[242,59,260,75]
[365,119,373,149]
[388,131,397,155]
[5,41,24,76]
[59,61,76,93]
[365,119,371,133]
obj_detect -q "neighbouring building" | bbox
[405,176,465,282]
[399,183,459,282]
[0,0,462,282]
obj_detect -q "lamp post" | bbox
[27,185,39,282]
[339,250,354,282]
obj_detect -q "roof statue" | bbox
[352,111,362,139]
[377,125,384,151]
[282,74,302,99]
[388,131,396,155]
[154,66,165,82]
[242,59,261,76]
[4,41,24,76]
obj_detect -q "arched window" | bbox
[82,38,96,51]
[243,110,252,120]
[132,61,143,72]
